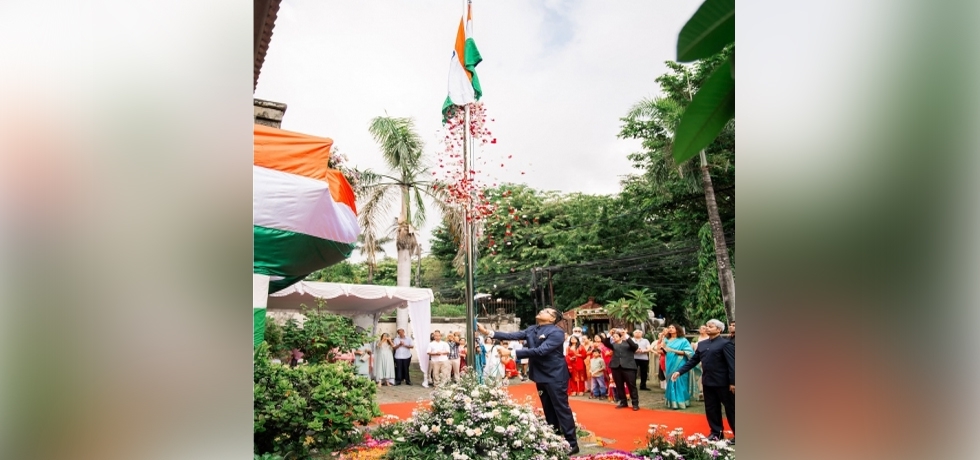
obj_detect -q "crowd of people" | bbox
[336,315,735,447]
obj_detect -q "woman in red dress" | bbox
[565,335,587,396]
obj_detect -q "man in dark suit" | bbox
[478,307,579,455]
[672,319,735,442]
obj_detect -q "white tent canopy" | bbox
[268,281,434,385]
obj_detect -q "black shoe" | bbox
[616,403,628,409]
[707,434,723,441]
[405,382,412,386]
[729,438,735,445]
[568,446,580,455]
[633,405,640,411]
[640,387,651,391]
[395,382,402,386]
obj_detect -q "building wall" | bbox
[254,98,286,128]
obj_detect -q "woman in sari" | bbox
[581,336,593,394]
[691,325,709,401]
[663,324,694,409]
[565,335,587,396]
[473,336,486,383]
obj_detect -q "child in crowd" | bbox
[501,348,519,380]
[588,348,607,399]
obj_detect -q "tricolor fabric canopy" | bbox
[253,124,359,293]
[268,281,435,385]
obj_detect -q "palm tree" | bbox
[356,227,392,284]
[624,93,735,323]
[359,115,464,329]
[605,288,657,331]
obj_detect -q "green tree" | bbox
[359,115,447,330]
[619,49,735,323]
[306,261,367,284]
[357,229,392,284]
[371,257,399,286]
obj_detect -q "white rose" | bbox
[494,426,506,433]
[465,429,475,436]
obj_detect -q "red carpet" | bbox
[378,381,731,449]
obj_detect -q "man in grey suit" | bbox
[478,307,579,455]
[602,328,640,410]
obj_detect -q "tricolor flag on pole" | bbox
[442,0,483,117]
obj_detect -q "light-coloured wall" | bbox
[265,309,522,363]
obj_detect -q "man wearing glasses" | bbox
[478,307,580,455]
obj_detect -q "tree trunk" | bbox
[699,152,735,323]
[367,262,375,284]
[395,185,413,330]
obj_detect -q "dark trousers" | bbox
[635,359,650,389]
[702,385,735,437]
[394,358,411,384]
[611,367,638,406]
[536,381,578,449]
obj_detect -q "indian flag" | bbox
[253,124,360,293]
[442,1,483,116]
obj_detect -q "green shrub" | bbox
[253,454,283,460]
[254,343,382,457]
[281,300,372,364]
[430,303,465,318]
[263,316,286,359]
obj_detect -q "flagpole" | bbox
[463,102,476,367]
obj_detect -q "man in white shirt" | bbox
[393,328,414,386]
[632,329,652,391]
[427,330,451,387]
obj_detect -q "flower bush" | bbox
[633,425,735,460]
[372,371,571,459]
[574,452,649,460]
[328,148,365,194]
[253,343,381,458]
[335,433,393,460]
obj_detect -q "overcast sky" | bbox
[255,0,702,259]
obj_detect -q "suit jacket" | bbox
[601,336,638,370]
[675,335,734,386]
[492,324,568,384]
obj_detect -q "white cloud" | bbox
[255,0,703,258]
